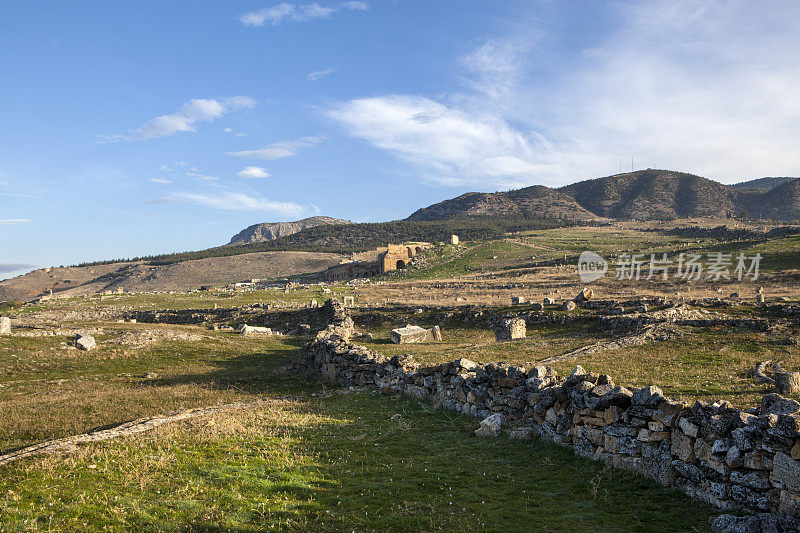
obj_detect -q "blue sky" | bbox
[2,1,799,278]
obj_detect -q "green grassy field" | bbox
[0,325,719,531]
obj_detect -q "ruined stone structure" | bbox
[298,302,800,527]
[324,242,433,281]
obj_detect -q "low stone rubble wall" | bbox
[298,329,800,526]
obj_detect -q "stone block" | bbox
[75,334,96,351]
[671,428,695,462]
[772,451,800,492]
[391,325,429,344]
[495,318,526,341]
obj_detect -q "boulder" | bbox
[475,414,503,438]
[75,334,96,351]
[510,296,527,305]
[543,297,556,305]
[563,301,577,312]
[0,317,10,335]
[760,393,800,416]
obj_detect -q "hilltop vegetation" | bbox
[76,216,585,267]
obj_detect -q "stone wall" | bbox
[298,319,800,524]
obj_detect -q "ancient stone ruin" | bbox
[495,317,526,341]
[298,302,800,527]
[391,324,442,344]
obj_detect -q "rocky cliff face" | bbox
[229,216,352,244]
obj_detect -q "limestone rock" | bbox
[509,426,533,440]
[760,393,800,416]
[495,318,526,341]
[543,297,556,305]
[391,325,429,344]
[239,325,272,336]
[511,296,527,305]
[771,452,800,493]
[475,413,503,438]
[563,301,577,312]
[0,317,10,335]
[75,334,96,351]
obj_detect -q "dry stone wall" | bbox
[299,310,800,526]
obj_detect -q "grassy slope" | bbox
[0,345,717,531]
[0,309,721,530]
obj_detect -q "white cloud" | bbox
[238,166,271,179]
[328,96,552,187]
[240,2,368,27]
[186,171,220,181]
[149,177,172,184]
[224,127,233,133]
[329,1,800,186]
[307,67,335,81]
[226,136,324,160]
[165,192,306,216]
[119,96,257,141]
[0,218,31,225]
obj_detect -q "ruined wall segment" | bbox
[299,307,800,524]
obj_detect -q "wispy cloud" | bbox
[307,67,335,81]
[106,96,257,142]
[226,136,324,160]
[240,2,367,27]
[238,166,271,179]
[328,96,547,187]
[149,177,172,184]
[329,1,800,186]
[0,218,31,225]
[157,191,305,216]
[186,171,220,181]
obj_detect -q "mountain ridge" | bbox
[408,170,800,222]
[229,216,352,244]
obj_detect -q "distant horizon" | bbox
[3,167,798,281]
[3,1,799,278]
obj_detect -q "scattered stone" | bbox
[511,296,527,305]
[475,414,503,438]
[495,318,526,341]
[530,302,544,311]
[0,317,10,335]
[238,325,272,336]
[756,294,765,304]
[563,301,577,312]
[75,334,96,351]
[142,372,158,379]
[543,297,556,305]
[573,287,594,302]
